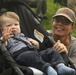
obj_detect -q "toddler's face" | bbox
[2,17,21,34]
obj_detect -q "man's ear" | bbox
[72,25,75,29]
[71,25,75,32]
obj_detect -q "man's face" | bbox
[52,16,74,37]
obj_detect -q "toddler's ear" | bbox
[0,30,2,37]
[0,27,2,31]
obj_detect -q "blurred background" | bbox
[41,0,76,37]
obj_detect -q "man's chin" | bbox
[55,33,63,36]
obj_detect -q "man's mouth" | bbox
[56,27,64,31]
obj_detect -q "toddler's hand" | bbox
[28,38,39,49]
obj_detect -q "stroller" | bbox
[0,0,51,75]
[0,0,76,75]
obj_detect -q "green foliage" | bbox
[41,0,62,30]
[41,0,76,37]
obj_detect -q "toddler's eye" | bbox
[15,24,19,26]
[6,24,12,27]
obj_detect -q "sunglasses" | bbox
[53,16,73,25]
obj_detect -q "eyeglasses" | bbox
[53,16,73,25]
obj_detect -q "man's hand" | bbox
[53,40,68,54]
